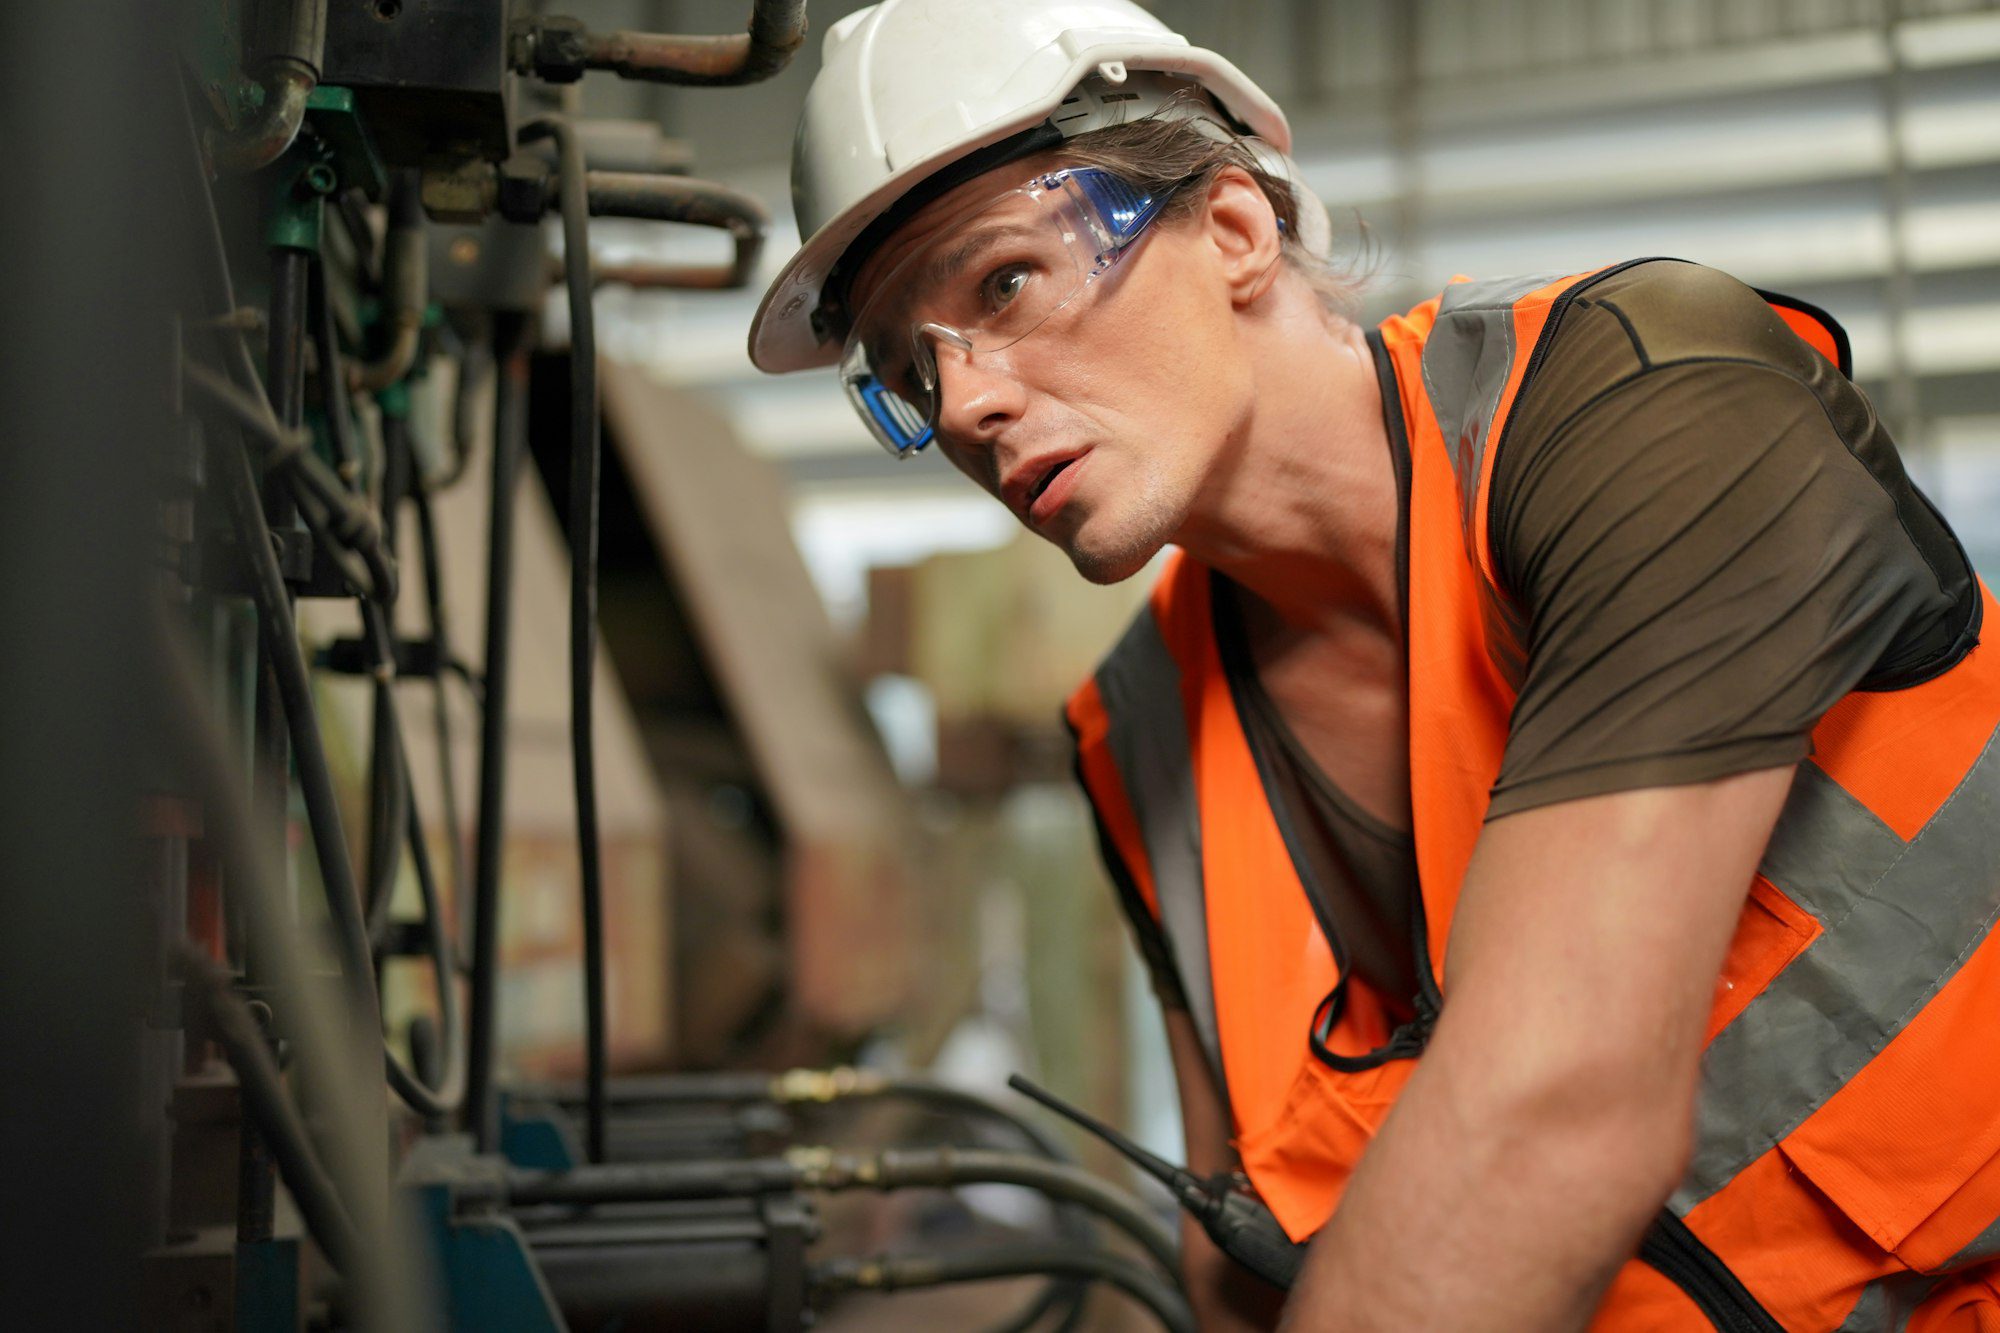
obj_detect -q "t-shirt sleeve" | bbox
[1484,263,1977,819]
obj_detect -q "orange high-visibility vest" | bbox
[1067,264,2000,1330]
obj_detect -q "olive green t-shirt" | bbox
[1120,259,1979,1011]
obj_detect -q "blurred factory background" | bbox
[3,0,1996,1329]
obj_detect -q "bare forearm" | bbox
[1276,1030,1684,1330]
[1277,772,1791,1330]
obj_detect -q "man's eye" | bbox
[981,263,1032,310]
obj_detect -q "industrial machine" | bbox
[0,0,1198,1328]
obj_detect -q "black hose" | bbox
[216,427,457,1122]
[503,1147,1180,1281]
[218,439,381,1018]
[307,259,359,483]
[180,361,395,601]
[515,1068,1092,1330]
[152,611,416,1327]
[465,312,534,1150]
[412,487,469,939]
[870,1148,1180,1280]
[179,949,359,1272]
[519,113,608,1166]
[359,601,467,1120]
[363,414,413,944]
[814,1247,1195,1333]
[267,249,311,485]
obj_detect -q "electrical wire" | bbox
[207,403,462,1121]
[515,1069,1094,1330]
[217,438,382,1014]
[813,1246,1194,1333]
[180,361,394,601]
[359,600,467,1119]
[412,487,470,942]
[178,948,360,1272]
[520,112,609,1166]
[307,259,359,483]
[152,606,420,1329]
[502,1146,1180,1280]
[465,311,534,1149]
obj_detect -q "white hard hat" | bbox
[748,0,1323,374]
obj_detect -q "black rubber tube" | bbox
[412,488,469,940]
[152,610,417,1328]
[504,1147,1180,1281]
[197,370,458,1132]
[218,440,381,1020]
[465,312,533,1150]
[363,415,412,946]
[359,601,466,1120]
[520,113,608,1166]
[180,361,394,601]
[814,1247,1194,1333]
[872,1148,1180,1280]
[179,950,359,1272]
[266,249,310,507]
[307,259,359,483]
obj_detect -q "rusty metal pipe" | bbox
[208,0,326,172]
[581,171,768,289]
[522,0,806,87]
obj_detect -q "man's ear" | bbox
[1202,166,1284,307]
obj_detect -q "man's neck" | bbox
[1177,310,1401,646]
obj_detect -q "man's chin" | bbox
[1064,533,1161,586]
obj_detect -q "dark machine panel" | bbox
[321,0,511,167]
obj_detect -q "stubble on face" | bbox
[1058,454,1184,585]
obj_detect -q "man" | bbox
[749,2,2000,1328]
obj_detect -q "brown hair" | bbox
[1051,102,1366,319]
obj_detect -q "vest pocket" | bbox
[1779,1134,2000,1276]
[1706,875,1821,1042]
[1770,922,2000,1275]
[1234,1048,1413,1244]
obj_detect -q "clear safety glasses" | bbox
[839,167,1182,458]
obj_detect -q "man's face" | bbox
[846,157,1257,584]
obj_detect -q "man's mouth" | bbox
[1028,458,1074,505]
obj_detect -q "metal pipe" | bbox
[208,61,316,174]
[582,171,767,289]
[208,0,326,172]
[520,1,806,87]
[464,312,534,1150]
[815,1248,1195,1333]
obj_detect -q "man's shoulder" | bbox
[1559,258,1818,370]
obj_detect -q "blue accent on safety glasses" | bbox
[842,167,1184,460]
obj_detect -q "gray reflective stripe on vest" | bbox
[1672,727,2000,1214]
[1833,1215,2000,1330]
[1094,608,1229,1099]
[1947,1210,2000,1269]
[1834,1273,1944,1333]
[1419,270,1571,522]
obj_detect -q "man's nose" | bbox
[933,344,1024,447]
